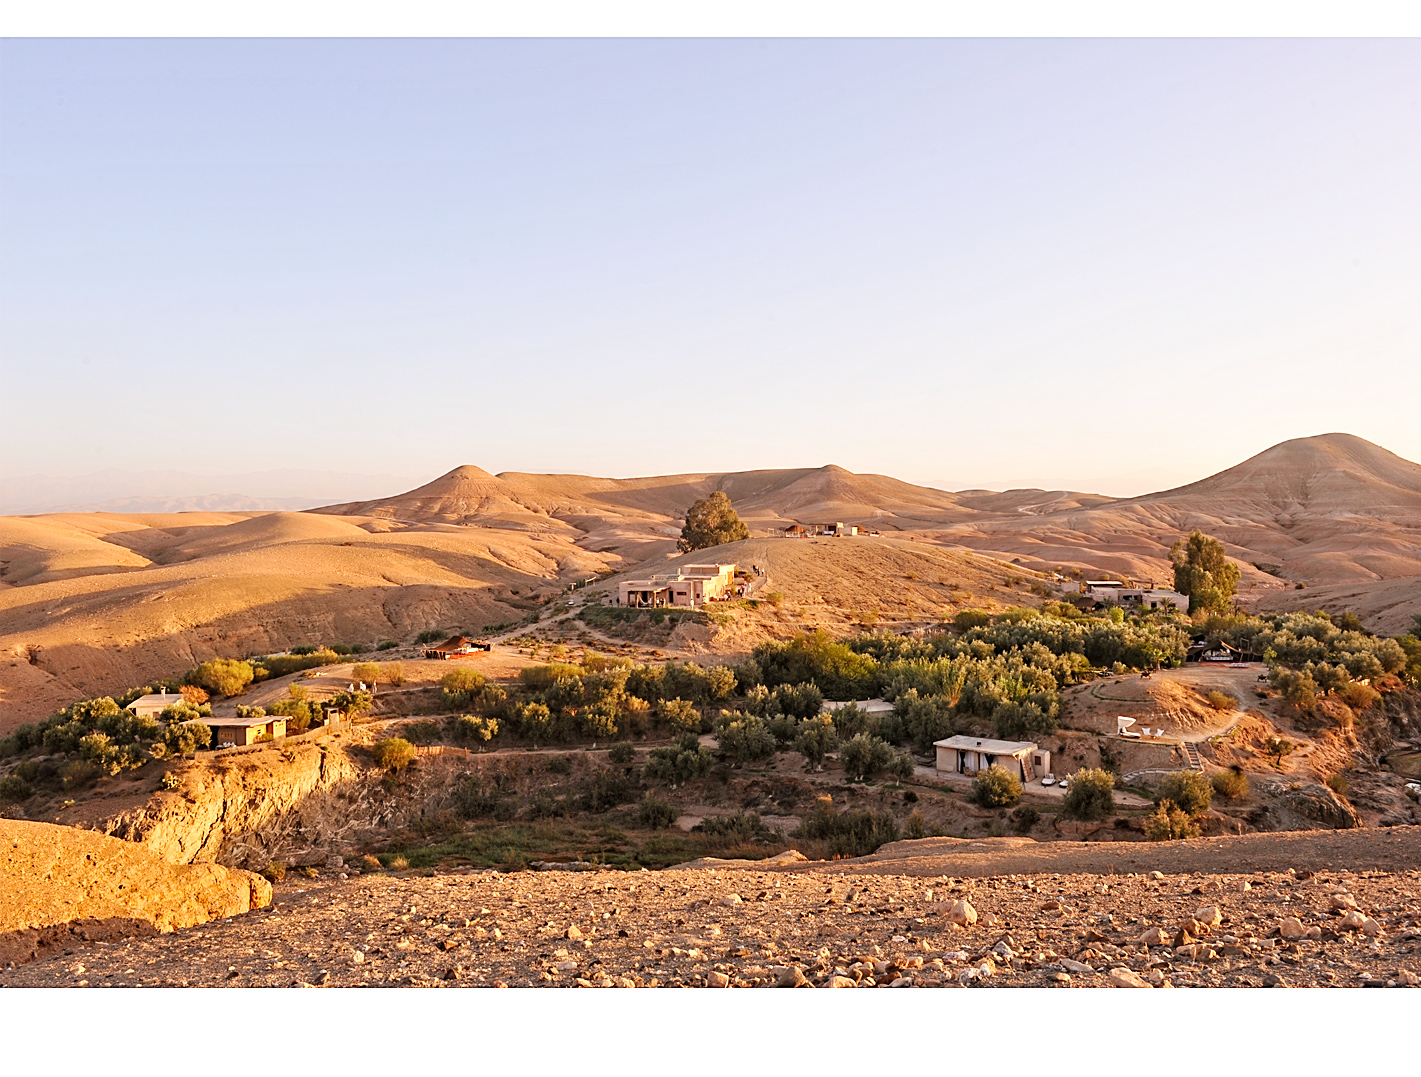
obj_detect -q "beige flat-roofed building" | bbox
[209,714,288,749]
[125,689,185,720]
[934,735,1049,782]
[617,564,737,608]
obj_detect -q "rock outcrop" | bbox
[99,738,492,869]
[0,819,270,966]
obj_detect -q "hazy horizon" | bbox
[4,39,1420,494]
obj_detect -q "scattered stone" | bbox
[706,971,730,988]
[1329,893,1359,911]
[1137,927,1169,946]
[1193,905,1224,927]
[1107,967,1152,989]
[1361,918,1382,937]
[1046,971,1071,983]
[718,894,742,907]
[1262,972,1288,988]
[565,926,583,940]
[825,975,857,988]
[1278,917,1306,940]
[1340,910,1367,931]
[945,899,978,927]
[1060,959,1094,974]
[774,965,806,988]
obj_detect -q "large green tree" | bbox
[1170,530,1241,614]
[677,490,750,553]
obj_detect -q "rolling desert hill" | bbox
[3,432,1418,728]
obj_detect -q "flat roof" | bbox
[210,714,287,728]
[933,735,1039,754]
[126,693,183,709]
[823,698,894,714]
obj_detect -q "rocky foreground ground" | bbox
[5,830,1420,989]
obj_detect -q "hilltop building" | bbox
[616,563,738,609]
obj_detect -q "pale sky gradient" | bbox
[3,38,1419,497]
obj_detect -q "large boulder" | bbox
[1,820,271,966]
[1279,784,1362,829]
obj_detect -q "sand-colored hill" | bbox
[0,514,615,726]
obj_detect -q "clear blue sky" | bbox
[3,38,1419,495]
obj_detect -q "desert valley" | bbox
[1,432,1420,989]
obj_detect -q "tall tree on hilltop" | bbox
[678,491,750,553]
[1170,530,1241,614]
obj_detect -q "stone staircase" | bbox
[1183,742,1204,771]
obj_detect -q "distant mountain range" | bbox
[313,433,1421,618]
[0,469,421,516]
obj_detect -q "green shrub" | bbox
[714,713,776,766]
[0,774,33,803]
[416,628,445,644]
[1010,804,1040,833]
[752,630,879,699]
[794,795,899,858]
[904,810,928,839]
[351,662,382,684]
[1144,799,1199,840]
[1264,737,1295,768]
[971,764,1022,807]
[331,689,374,718]
[839,733,895,782]
[544,753,572,775]
[452,715,500,745]
[1325,773,1350,796]
[255,650,342,678]
[188,658,254,698]
[372,737,417,772]
[1061,767,1115,820]
[638,793,679,829]
[262,861,287,882]
[827,702,879,740]
[1156,770,1213,816]
[658,697,700,733]
[793,714,839,770]
[577,768,638,813]
[888,752,915,785]
[453,776,503,818]
[441,668,488,708]
[377,640,399,651]
[608,741,636,765]
[402,720,445,746]
[954,609,993,631]
[153,721,212,758]
[643,734,714,786]
[1211,769,1249,800]
[1205,690,1236,711]
[694,811,771,842]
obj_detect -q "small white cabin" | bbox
[934,735,1050,782]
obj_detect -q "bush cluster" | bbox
[794,796,900,858]
[971,764,1022,807]
[643,733,714,786]
[1061,768,1115,820]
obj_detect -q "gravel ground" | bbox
[4,860,1420,989]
